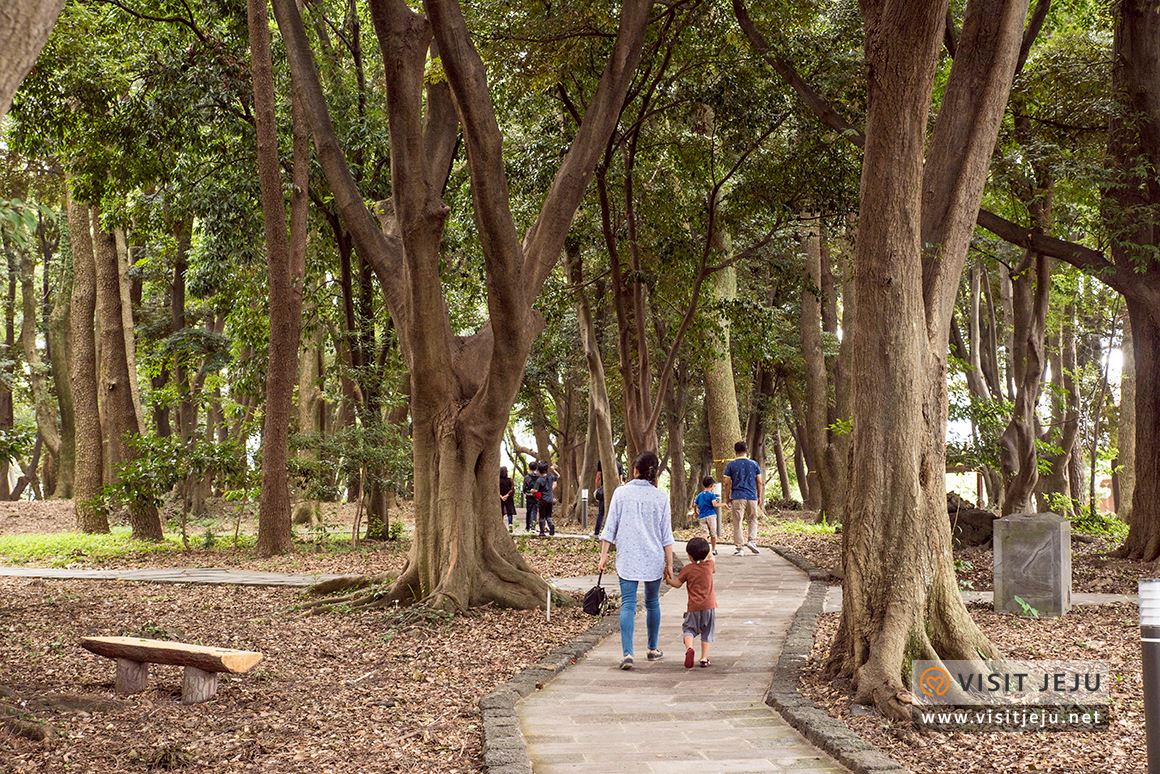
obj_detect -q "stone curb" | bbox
[479,607,619,773]
[763,544,911,774]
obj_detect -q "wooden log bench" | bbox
[80,637,263,704]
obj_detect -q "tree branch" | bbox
[733,0,1120,287]
[269,0,408,327]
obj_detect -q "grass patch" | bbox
[0,526,403,567]
[0,528,182,566]
[765,517,838,536]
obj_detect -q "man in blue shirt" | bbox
[722,441,763,556]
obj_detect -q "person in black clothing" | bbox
[499,467,516,531]
[536,460,558,537]
[523,462,541,532]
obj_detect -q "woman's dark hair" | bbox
[500,466,509,480]
[632,451,660,484]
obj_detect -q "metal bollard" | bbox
[1140,579,1160,772]
[580,489,589,530]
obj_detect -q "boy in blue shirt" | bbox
[692,476,720,556]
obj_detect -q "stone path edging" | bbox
[765,545,909,774]
[765,576,910,774]
[479,610,619,773]
[764,545,911,774]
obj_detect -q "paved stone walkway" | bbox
[0,566,346,587]
[519,550,848,773]
[822,586,1136,613]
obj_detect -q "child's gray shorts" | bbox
[682,609,716,642]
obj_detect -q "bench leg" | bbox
[181,667,218,704]
[114,659,149,694]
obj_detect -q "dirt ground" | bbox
[0,577,594,774]
[801,604,1143,773]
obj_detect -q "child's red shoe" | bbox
[684,648,695,669]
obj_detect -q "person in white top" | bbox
[597,451,675,670]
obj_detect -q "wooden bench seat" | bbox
[81,636,263,704]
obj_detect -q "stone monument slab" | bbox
[993,512,1071,617]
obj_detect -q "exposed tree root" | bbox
[305,574,393,597]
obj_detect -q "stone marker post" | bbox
[992,512,1071,617]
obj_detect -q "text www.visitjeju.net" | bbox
[914,705,1108,731]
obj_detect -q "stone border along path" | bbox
[507,549,852,774]
[766,547,910,774]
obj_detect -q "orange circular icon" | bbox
[918,665,952,698]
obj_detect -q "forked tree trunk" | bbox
[66,194,106,533]
[93,213,163,540]
[826,0,1024,719]
[567,244,620,517]
[998,253,1051,515]
[273,0,651,608]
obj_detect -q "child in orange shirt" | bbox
[665,537,716,668]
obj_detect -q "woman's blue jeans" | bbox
[618,577,661,656]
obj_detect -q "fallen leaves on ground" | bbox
[0,577,593,773]
[801,604,1143,773]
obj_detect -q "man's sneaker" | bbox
[647,649,664,661]
[620,655,634,670]
[684,647,695,669]
[746,541,759,555]
[733,548,744,556]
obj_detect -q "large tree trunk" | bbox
[0,0,65,119]
[1117,315,1136,524]
[799,217,834,518]
[45,217,74,497]
[828,0,1024,719]
[1109,0,1160,563]
[252,0,308,557]
[66,194,106,533]
[703,264,743,480]
[93,213,162,540]
[1120,302,1160,559]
